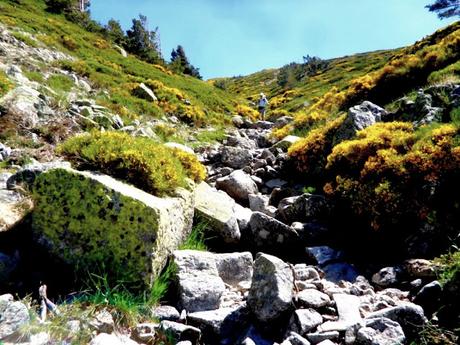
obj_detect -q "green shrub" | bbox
[57,131,206,196]
[0,70,12,96]
[323,122,460,255]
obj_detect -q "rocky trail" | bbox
[0,110,447,345]
[0,20,457,345]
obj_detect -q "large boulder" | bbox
[0,294,30,342]
[216,170,258,202]
[31,168,194,288]
[366,302,426,338]
[356,318,405,345]
[0,172,30,233]
[173,250,253,312]
[173,250,226,312]
[132,83,158,102]
[334,101,388,143]
[194,182,241,243]
[248,212,302,258]
[278,194,330,224]
[219,146,253,169]
[273,135,302,152]
[188,305,250,345]
[0,86,42,127]
[247,253,294,323]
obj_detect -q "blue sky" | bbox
[91,0,457,79]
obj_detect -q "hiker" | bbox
[258,92,269,120]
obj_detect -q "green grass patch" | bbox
[57,131,206,196]
[46,74,74,93]
[179,220,208,251]
[11,31,38,47]
[23,70,44,83]
[194,127,227,145]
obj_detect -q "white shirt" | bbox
[258,97,268,107]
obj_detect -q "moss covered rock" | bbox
[32,168,194,288]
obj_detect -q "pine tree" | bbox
[105,19,125,45]
[426,0,460,19]
[170,45,202,79]
[126,15,163,64]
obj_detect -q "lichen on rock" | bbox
[32,168,194,288]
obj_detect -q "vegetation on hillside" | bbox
[57,131,206,196]
[0,0,243,128]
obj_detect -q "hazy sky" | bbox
[91,0,457,79]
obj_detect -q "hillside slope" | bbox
[0,0,244,133]
[213,49,396,113]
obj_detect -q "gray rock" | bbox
[261,149,276,166]
[247,253,294,323]
[0,143,11,161]
[372,267,401,288]
[294,264,321,282]
[114,45,128,57]
[274,136,301,151]
[366,302,426,337]
[252,159,267,170]
[249,193,269,213]
[0,294,30,342]
[195,182,241,243]
[131,323,157,344]
[288,309,323,335]
[158,321,201,345]
[220,146,253,169]
[251,121,274,130]
[88,309,114,333]
[316,340,336,345]
[214,252,253,288]
[284,331,311,345]
[164,142,195,155]
[274,116,294,129]
[403,259,437,279]
[232,115,245,128]
[306,331,339,344]
[0,86,42,127]
[333,294,361,327]
[297,289,331,309]
[233,203,253,234]
[335,101,388,142]
[279,194,330,224]
[7,160,71,190]
[216,170,258,202]
[151,305,180,322]
[188,305,250,345]
[248,212,301,257]
[356,317,405,345]
[266,179,288,189]
[413,281,442,316]
[133,83,158,102]
[173,250,226,312]
[225,135,257,150]
[32,168,194,288]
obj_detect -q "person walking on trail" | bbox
[258,92,269,121]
